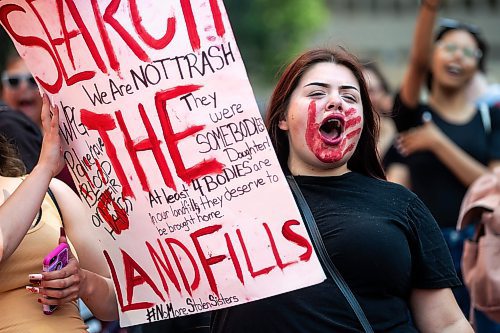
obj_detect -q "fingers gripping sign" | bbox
[38,94,65,177]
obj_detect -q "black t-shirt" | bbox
[392,94,500,228]
[0,102,42,172]
[212,172,460,333]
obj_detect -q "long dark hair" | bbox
[265,48,385,180]
[0,134,26,177]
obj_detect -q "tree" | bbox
[225,0,329,89]
[0,28,14,72]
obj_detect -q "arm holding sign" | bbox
[0,95,118,323]
[0,94,62,263]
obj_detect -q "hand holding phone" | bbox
[42,242,69,315]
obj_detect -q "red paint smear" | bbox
[225,233,244,285]
[96,160,107,185]
[56,0,79,69]
[130,0,176,49]
[138,105,176,190]
[97,188,130,235]
[237,229,274,278]
[1,4,62,93]
[263,223,295,270]
[57,0,107,78]
[62,0,107,73]
[208,0,226,37]
[155,85,224,185]
[166,238,201,297]
[122,248,165,306]
[103,250,129,312]
[103,0,150,62]
[346,128,362,140]
[305,101,345,163]
[190,225,225,295]
[180,0,200,51]
[28,1,97,87]
[145,239,182,298]
[345,108,357,117]
[344,142,356,154]
[91,0,120,73]
[345,116,362,129]
[83,157,91,168]
[80,109,134,198]
[79,109,113,140]
[282,220,312,261]
[82,167,94,188]
[115,110,150,192]
[79,184,91,199]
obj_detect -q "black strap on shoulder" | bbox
[479,102,491,135]
[47,187,63,223]
[286,174,374,333]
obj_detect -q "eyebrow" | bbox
[304,82,329,88]
[339,85,360,92]
[304,82,360,92]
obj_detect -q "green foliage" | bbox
[225,0,328,87]
[0,28,13,72]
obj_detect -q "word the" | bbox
[80,84,224,198]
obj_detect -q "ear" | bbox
[278,118,289,131]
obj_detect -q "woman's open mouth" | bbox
[319,115,344,145]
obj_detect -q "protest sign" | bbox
[0,0,326,326]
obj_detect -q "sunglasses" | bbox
[1,73,38,89]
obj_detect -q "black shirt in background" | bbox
[0,102,77,193]
[0,102,42,172]
[212,172,459,332]
[391,93,500,229]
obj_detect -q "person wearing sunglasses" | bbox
[0,49,77,194]
[392,1,500,331]
[1,50,42,128]
[0,49,43,172]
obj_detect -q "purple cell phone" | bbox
[42,242,69,315]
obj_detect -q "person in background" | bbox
[210,47,472,332]
[0,100,42,172]
[0,48,76,192]
[0,95,118,332]
[361,61,411,188]
[392,0,500,331]
[1,48,42,127]
[361,61,395,158]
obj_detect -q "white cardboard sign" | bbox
[1,0,325,327]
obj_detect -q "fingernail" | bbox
[60,227,66,238]
[26,286,40,293]
[37,298,42,303]
[29,273,43,281]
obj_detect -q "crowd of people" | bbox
[1,0,499,332]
